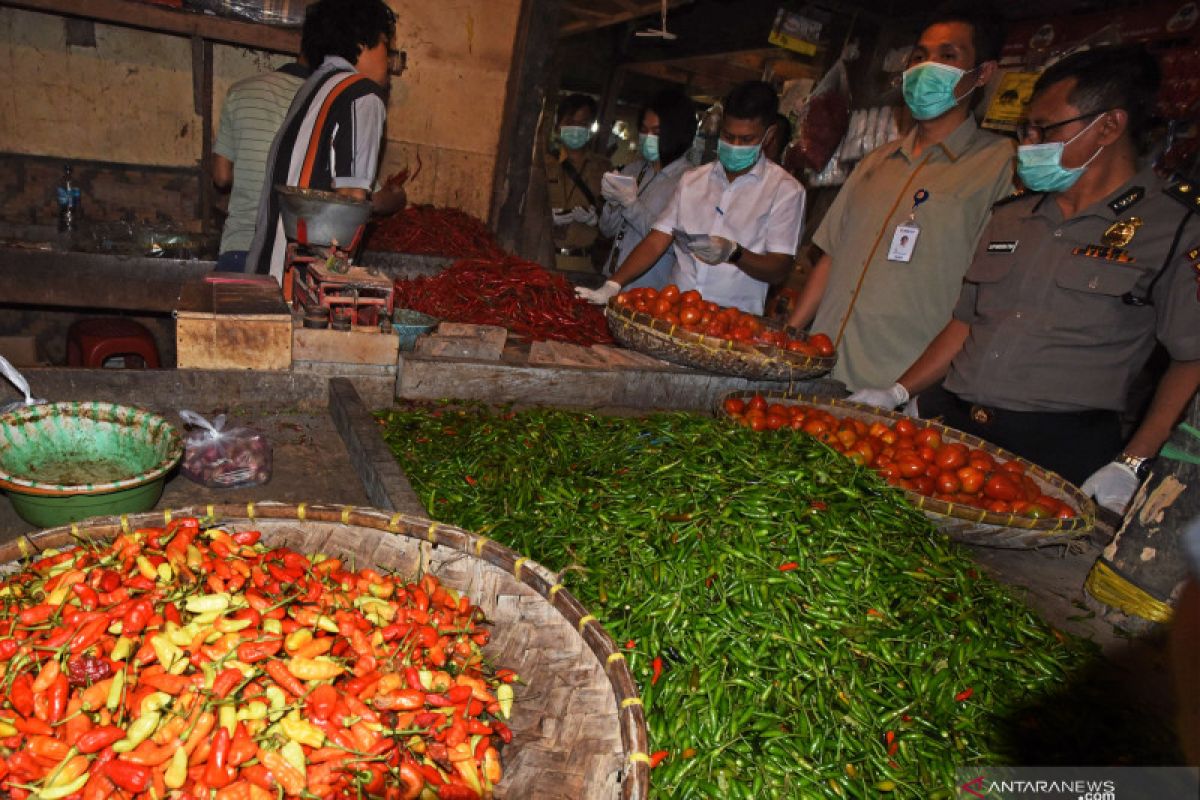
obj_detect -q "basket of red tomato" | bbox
[606,285,836,381]
[718,391,1096,548]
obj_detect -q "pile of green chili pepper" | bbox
[378,405,1177,798]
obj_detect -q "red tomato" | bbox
[918,445,937,464]
[809,333,835,357]
[893,419,918,438]
[680,290,702,306]
[999,459,1026,475]
[746,394,767,413]
[803,419,831,436]
[723,397,745,416]
[936,471,961,494]
[680,305,702,325]
[969,451,996,472]
[956,466,985,494]
[766,414,788,431]
[934,443,968,471]
[747,413,768,432]
[983,473,1020,501]
[660,284,680,303]
[915,428,942,449]
[898,457,926,479]
[985,499,1011,514]
[911,476,935,496]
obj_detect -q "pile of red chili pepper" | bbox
[393,257,614,345]
[368,206,505,260]
[0,517,515,800]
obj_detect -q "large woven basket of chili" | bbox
[606,301,835,382]
[718,391,1097,548]
[2,503,648,800]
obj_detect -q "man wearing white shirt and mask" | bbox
[577,81,805,314]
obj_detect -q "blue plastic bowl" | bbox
[392,309,439,351]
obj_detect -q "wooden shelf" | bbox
[3,0,299,53]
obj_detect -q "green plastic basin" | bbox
[0,402,182,527]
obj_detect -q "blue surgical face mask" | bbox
[902,62,975,121]
[1016,115,1106,192]
[559,125,592,150]
[718,139,761,172]
[639,133,660,163]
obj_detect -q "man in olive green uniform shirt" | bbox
[548,93,610,272]
[788,12,1014,391]
[859,47,1200,511]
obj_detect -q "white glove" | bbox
[570,206,598,227]
[902,395,920,418]
[575,280,621,305]
[551,208,574,227]
[1081,461,1141,514]
[687,235,737,265]
[601,172,638,207]
[847,382,910,410]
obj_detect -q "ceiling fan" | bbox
[636,0,677,40]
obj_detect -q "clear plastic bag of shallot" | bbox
[178,410,272,488]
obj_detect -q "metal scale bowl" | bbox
[276,186,393,327]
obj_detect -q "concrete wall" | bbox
[0,1,521,221]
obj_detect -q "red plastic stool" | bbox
[66,318,160,369]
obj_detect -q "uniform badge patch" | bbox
[1072,244,1135,263]
[986,241,1018,253]
[1103,217,1142,248]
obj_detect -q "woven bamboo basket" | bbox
[1,502,649,800]
[718,391,1097,549]
[605,301,835,381]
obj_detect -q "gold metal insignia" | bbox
[1103,217,1142,248]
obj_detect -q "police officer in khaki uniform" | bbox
[546,94,611,273]
[852,46,1200,512]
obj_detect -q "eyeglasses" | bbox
[1017,110,1107,144]
[387,49,407,76]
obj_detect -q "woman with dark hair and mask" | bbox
[598,89,697,290]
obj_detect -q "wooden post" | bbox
[489,0,565,265]
[1084,394,1200,633]
[192,36,215,236]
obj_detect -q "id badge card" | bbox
[887,223,920,263]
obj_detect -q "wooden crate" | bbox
[175,279,292,371]
[292,323,399,366]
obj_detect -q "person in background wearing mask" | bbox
[577,81,803,314]
[247,0,403,280]
[851,46,1200,512]
[547,93,610,273]
[786,6,1014,391]
[598,89,696,291]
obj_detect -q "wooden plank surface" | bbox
[3,0,301,53]
[396,354,817,411]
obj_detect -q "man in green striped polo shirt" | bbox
[213,59,311,271]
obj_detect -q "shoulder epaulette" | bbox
[1164,179,1200,215]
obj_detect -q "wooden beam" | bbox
[559,0,690,37]
[2,0,300,53]
[489,0,564,264]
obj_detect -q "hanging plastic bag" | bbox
[787,56,851,173]
[0,355,46,415]
[178,410,272,488]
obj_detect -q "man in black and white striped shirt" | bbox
[247,0,404,280]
